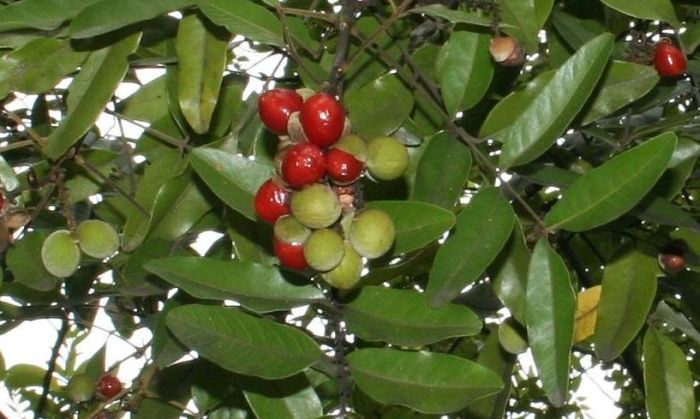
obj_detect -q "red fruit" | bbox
[281,143,326,188]
[274,237,308,270]
[300,93,345,147]
[654,41,687,77]
[96,374,122,399]
[326,148,364,185]
[254,179,291,223]
[258,88,304,134]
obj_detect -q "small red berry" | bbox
[654,41,687,77]
[273,237,308,270]
[326,148,364,185]
[281,143,326,188]
[254,179,291,223]
[258,89,304,134]
[300,93,345,147]
[96,374,122,399]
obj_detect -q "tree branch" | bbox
[325,0,356,95]
[35,315,69,418]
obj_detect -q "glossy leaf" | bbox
[499,34,614,168]
[242,374,323,419]
[545,132,676,232]
[69,0,193,38]
[6,231,59,292]
[601,0,679,27]
[0,0,100,31]
[490,219,529,324]
[436,30,493,116]
[574,285,601,343]
[594,249,659,361]
[145,257,325,312]
[411,132,472,209]
[190,148,274,220]
[118,76,168,123]
[526,239,575,407]
[650,301,700,346]
[655,136,700,199]
[344,286,482,346]
[149,176,213,242]
[498,0,554,52]
[365,200,455,256]
[45,32,141,159]
[635,197,700,232]
[176,12,229,134]
[348,348,503,414]
[643,328,696,419]
[345,75,413,139]
[551,11,606,51]
[167,304,323,379]
[197,0,284,47]
[410,5,499,28]
[426,187,514,308]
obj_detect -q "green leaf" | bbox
[6,231,59,292]
[167,304,323,379]
[436,30,493,116]
[0,0,100,31]
[635,197,700,232]
[601,0,679,27]
[681,22,700,54]
[344,286,482,346]
[498,0,554,52]
[118,76,168,123]
[594,249,659,361]
[69,0,194,38]
[581,61,659,125]
[190,147,273,220]
[489,219,530,324]
[197,0,284,47]
[551,11,606,51]
[526,238,575,407]
[145,257,325,313]
[411,132,472,209]
[242,374,323,419]
[364,200,456,256]
[545,132,677,232]
[649,301,700,346]
[150,176,213,242]
[348,348,503,414]
[345,74,414,139]
[426,187,514,308]
[45,32,141,160]
[410,5,501,28]
[498,33,614,168]
[643,328,696,419]
[654,136,700,199]
[176,12,229,134]
[0,155,19,192]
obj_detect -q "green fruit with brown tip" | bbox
[77,220,120,259]
[274,215,311,244]
[366,136,409,181]
[290,184,342,229]
[41,229,80,278]
[322,242,363,289]
[335,134,367,161]
[348,209,395,259]
[303,228,345,271]
[67,373,95,402]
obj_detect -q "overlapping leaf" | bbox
[345,74,414,139]
[197,0,284,47]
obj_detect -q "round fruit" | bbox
[77,220,120,259]
[335,134,368,161]
[41,229,81,278]
[281,143,327,188]
[322,242,363,289]
[659,251,687,274]
[326,148,364,185]
[274,237,308,270]
[498,319,528,355]
[96,374,122,399]
[366,136,409,181]
[300,93,345,147]
[255,179,291,223]
[258,88,304,134]
[290,184,342,229]
[348,209,395,259]
[273,215,311,244]
[654,40,687,77]
[67,373,95,402]
[303,228,345,271]
[489,36,525,67]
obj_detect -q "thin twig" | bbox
[325,0,356,95]
[35,315,69,418]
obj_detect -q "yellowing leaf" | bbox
[574,285,601,343]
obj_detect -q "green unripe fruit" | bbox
[335,134,367,161]
[77,220,120,259]
[290,184,342,229]
[303,229,345,271]
[322,243,363,289]
[41,229,80,278]
[68,373,95,402]
[274,215,311,244]
[366,136,409,181]
[497,319,528,355]
[348,209,395,259]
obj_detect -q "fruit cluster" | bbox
[255,88,408,289]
